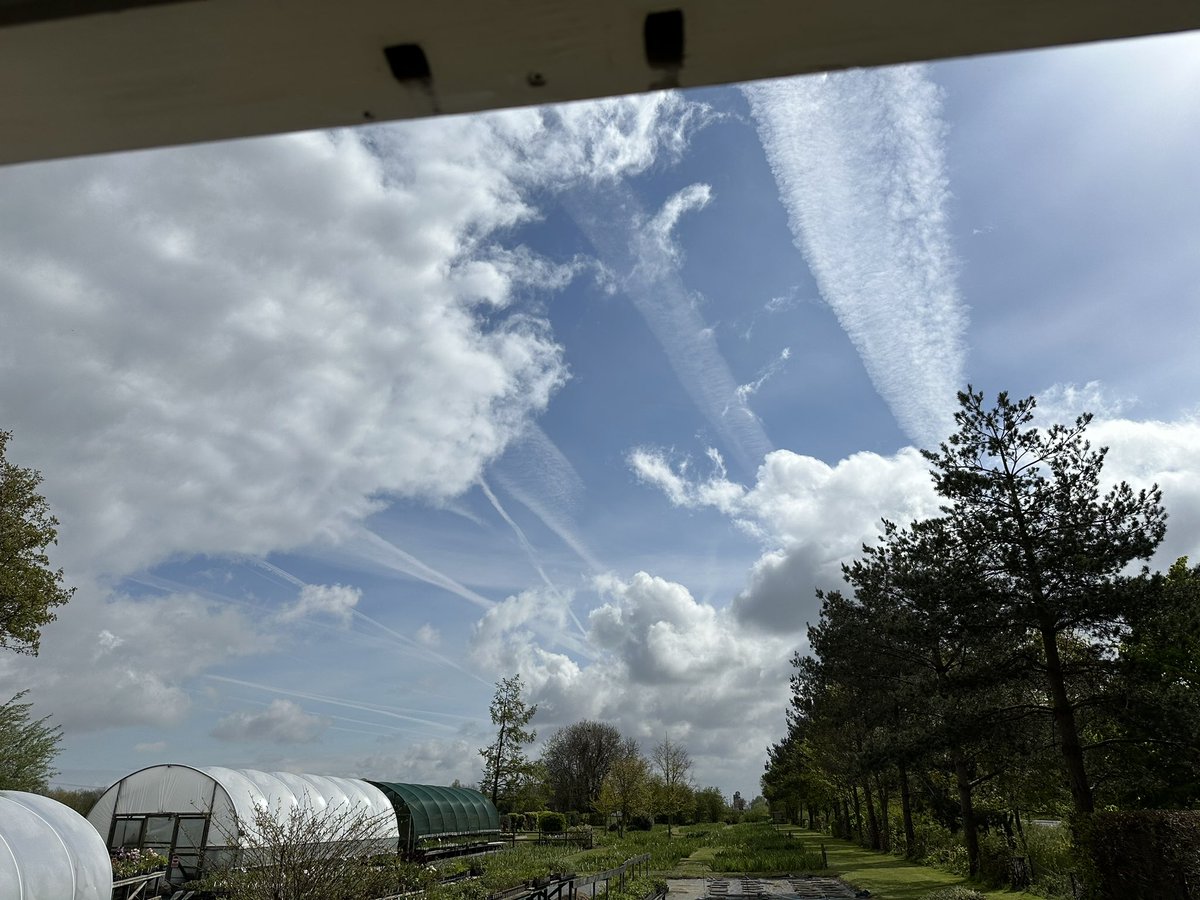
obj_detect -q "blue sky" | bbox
[2,30,1199,801]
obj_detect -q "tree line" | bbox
[478,674,764,833]
[761,390,1200,876]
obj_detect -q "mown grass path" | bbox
[782,827,1041,900]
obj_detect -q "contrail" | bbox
[246,557,492,684]
[205,674,478,730]
[478,477,588,637]
[564,182,774,474]
[743,67,967,448]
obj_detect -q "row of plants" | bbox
[110,846,169,879]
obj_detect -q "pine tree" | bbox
[924,388,1166,814]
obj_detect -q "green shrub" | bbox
[539,811,567,833]
[1086,810,1200,900]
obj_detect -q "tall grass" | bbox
[708,825,825,874]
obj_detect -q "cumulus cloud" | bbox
[630,445,940,630]
[1035,381,1136,424]
[0,128,566,582]
[744,67,967,448]
[212,699,331,744]
[0,92,714,744]
[277,584,360,626]
[467,572,794,791]
[0,91,711,587]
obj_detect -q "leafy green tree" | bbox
[1107,558,1200,807]
[541,720,627,813]
[596,748,652,837]
[692,785,727,823]
[43,786,104,816]
[925,389,1166,814]
[0,690,61,791]
[650,735,693,836]
[1,430,74,655]
[479,674,537,812]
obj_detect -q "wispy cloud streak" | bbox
[566,183,774,473]
[478,477,588,638]
[743,67,967,448]
[205,675,476,733]
[245,558,491,683]
[492,425,604,573]
[327,527,496,610]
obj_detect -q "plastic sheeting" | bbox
[367,782,500,842]
[0,791,113,900]
[87,765,399,852]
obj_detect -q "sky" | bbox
[2,30,1199,802]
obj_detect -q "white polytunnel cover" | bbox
[0,791,114,900]
[87,764,399,856]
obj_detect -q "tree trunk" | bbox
[953,754,980,877]
[1004,466,1095,816]
[862,779,881,850]
[807,804,816,830]
[1039,622,1095,814]
[898,763,917,858]
[851,787,864,844]
[875,773,891,853]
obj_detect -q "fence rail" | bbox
[494,853,652,900]
[110,869,165,900]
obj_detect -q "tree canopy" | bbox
[542,719,629,813]
[1,429,74,655]
[762,388,1184,880]
[0,690,61,791]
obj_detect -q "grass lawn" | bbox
[786,828,1041,900]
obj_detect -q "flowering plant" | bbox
[111,847,169,878]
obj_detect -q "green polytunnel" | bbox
[365,783,499,849]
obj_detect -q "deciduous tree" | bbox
[650,735,693,836]
[1,430,74,655]
[542,720,626,813]
[0,690,61,791]
[595,746,651,837]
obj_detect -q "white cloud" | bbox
[415,624,440,647]
[0,128,569,583]
[630,445,940,630]
[466,572,794,794]
[211,699,331,744]
[134,741,167,753]
[277,583,360,626]
[744,66,966,448]
[1035,381,1135,424]
[0,585,265,732]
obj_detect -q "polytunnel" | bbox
[86,764,399,875]
[0,790,113,900]
[366,782,500,852]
